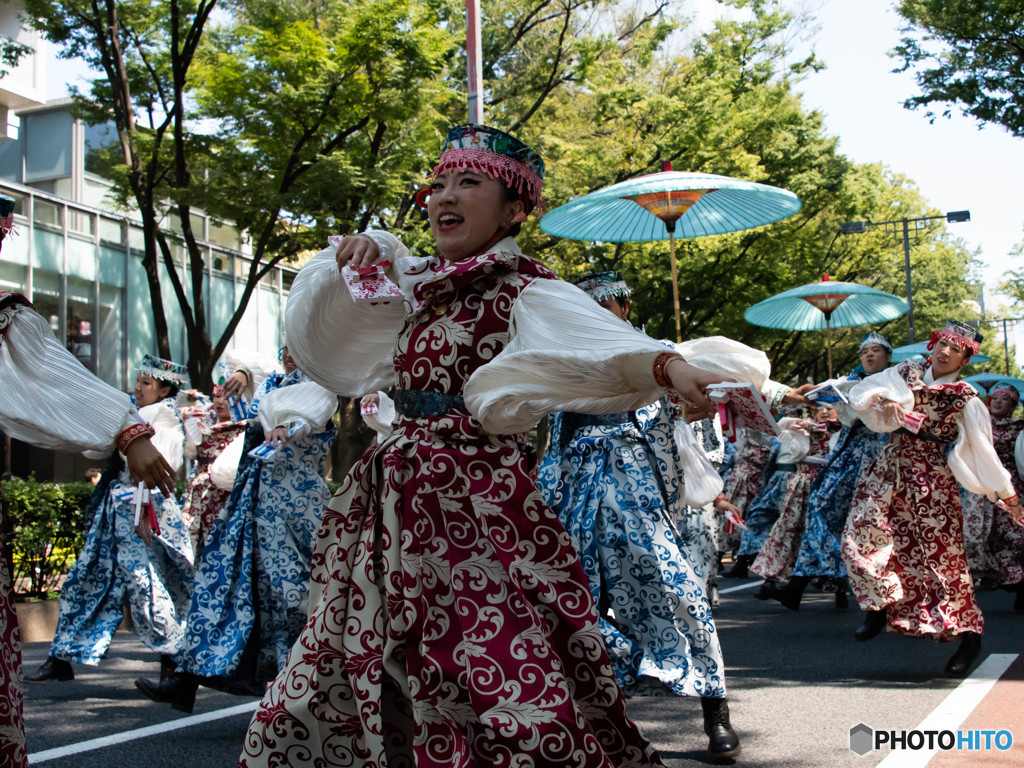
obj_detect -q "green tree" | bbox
[12,0,453,390]
[892,0,1024,137]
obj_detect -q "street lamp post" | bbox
[840,210,970,344]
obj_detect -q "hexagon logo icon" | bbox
[850,723,874,756]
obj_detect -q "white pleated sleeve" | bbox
[847,366,915,433]
[949,398,1015,500]
[362,391,396,442]
[1016,430,1024,481]
[285,232,427,397]
[257,380,339,441]
[776,418,811,463]
[0,303,136,452]
[210,433,245,492]
[138,401,185,473]
[673,418,725,507]
[675,337,771,391]
[465,279,671,435]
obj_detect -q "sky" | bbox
[42,0,1022,358]
[688,0,1022,363]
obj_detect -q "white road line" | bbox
[718,581,763,594]
[873,653,1018,768]
[27,700,259,764]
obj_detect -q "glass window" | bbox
[98,243,126,288]
[209,221,239,250]
[67,275,95,371]
[282,269,295,292]
[211,252,231,273]
[83,121,117,177]
[32,198,62,229]
[99,217,124,248]
[69,208,95,237]
[128,225,145,254]
[30,268,61,340]
[23,110,73,182]
[0,136,21,182]
[0,259,27,292]
[98,283,123,388]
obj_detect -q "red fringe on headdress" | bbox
[432,148,543,210]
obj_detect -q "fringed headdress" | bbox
[990,382,1021,404]
[138,354,190,389]
[430,124,545,215]
[859,331,891,352]
[928,319,983,357]
[573,271,632,302]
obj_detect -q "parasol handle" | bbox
[669,230,682,343]
[825,315,834,379]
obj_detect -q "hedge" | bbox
[1,476,93,599]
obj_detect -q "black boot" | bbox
[854,608,887,641]
[159,654,177,681]
[766,576,809,611]
[24,655,74,683]
[701,697,741,761]
[722,555,752,579]
[752,580,771,600]
[944,632,982,678]
[834,589,849,611]
[1013,586,1024,612]
[135,672,199,714]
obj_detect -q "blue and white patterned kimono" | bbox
[537,397,727,699]
[51,399,194,664]
[792,373,890,580]
[180,370,337,690]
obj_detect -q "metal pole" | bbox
[902,218,914,344]
[465,0,484,124]
[1005,318,1011,375]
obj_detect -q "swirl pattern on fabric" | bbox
[537,402,726,700]
[751,428,831,581]
[50,463,194,662]
[181,416,334,690]
[792,422,889,579]
[181,421,245,554]
[240,250,662,768]
[841,360,983,639]
[962,416,1024,585]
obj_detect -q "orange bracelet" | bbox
[116,422,155,454]
[653,352,680,388]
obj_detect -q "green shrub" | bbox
[1,476,92,598]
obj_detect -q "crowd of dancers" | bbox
[0,122,1021,768]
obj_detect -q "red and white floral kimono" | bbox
[181,416,245,554]
[0,291,138,768]
[751,420,834,582]
[240,234,685,768]
[841,360,1015,639]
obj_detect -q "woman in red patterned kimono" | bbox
[841,320,1023,678]
[238,125,726,768]
[180,386,244,555]
[0,291,176,768]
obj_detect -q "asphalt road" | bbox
[21,577,1024,767]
